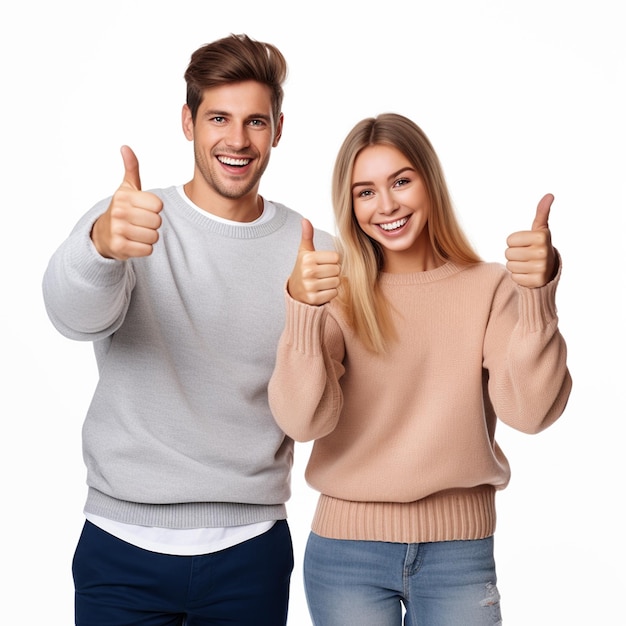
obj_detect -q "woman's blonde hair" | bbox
[332,113,481,353]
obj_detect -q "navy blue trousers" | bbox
[73,520,293,625]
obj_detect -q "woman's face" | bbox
[351,144,438,273]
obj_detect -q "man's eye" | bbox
[249,119,265,127]
[211,116,226,123]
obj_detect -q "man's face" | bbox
[182,80,283,204]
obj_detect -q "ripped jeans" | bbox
[304,533,502,626]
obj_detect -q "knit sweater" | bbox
[42,186,335,529]
[268,260,571,543]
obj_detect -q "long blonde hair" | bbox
[332,113,481,353]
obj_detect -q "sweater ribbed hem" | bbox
[311,486,496,543]
[85,489,287,529]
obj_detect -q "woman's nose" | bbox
[378,191,399,215]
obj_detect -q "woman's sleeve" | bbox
[268,291,345,442]
[483,255,572,434]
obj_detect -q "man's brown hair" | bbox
[184,33,287,127]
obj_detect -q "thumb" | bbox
[299,218,316,252]
[120,145,142,191]
[531,193,554,230]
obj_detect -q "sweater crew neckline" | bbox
[159,186,289,240]
[379,261,468,285]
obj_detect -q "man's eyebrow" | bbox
[203,109,229,117]
[248,113,272,121]
[203,109,272,122]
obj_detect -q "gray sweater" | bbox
[43,186,335,529]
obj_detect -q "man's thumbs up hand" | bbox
[287,218,341,305]
[119,144,143,192]
[505,193,557,288]
[91,146,164,260]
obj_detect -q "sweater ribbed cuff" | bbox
[284,291,328,355]
[517,250,562,332]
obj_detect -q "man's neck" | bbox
[182,181,263,223]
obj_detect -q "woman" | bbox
[269,113,571,625]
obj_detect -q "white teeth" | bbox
[379,217,408,231]
[218,156,250,166]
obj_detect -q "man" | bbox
[42,33,335,625]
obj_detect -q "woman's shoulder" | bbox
[451,261,512,292]
[463,260,507,277]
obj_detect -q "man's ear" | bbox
[181,104,194,141]
[272,112,284,147]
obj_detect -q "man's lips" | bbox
[217,155,252,167]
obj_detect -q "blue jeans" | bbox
[73,519,293,626]
[304,532,502,626]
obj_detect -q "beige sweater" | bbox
[269,261,572,543]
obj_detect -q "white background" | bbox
[2,0,624,623]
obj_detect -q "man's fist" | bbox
[91,146,163,260]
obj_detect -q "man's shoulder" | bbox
[269,201,302,220]
[270,202,336,249]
